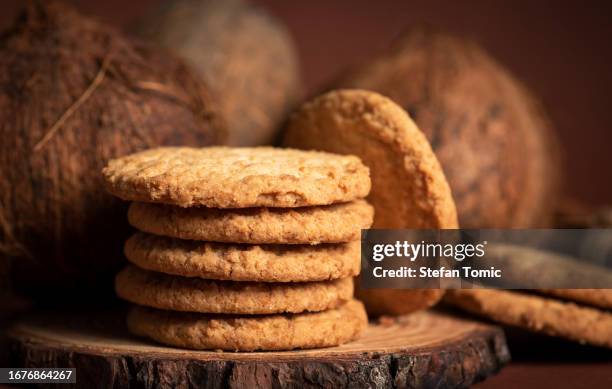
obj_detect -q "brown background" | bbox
[2,0,611,206]
[1,1,611,388]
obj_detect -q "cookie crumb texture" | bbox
[116,265,353,314]
[125,232,361,282]
[284,89,456,316]
[539,289,612,310]
[284,89,457,229]
[127,200,373,244]
[446,289,612,348]
[127,299,368,351]
[103,146,370,208]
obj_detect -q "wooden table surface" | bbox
[2,301,610,388]
[476,327,612,389]
[477,363,612,389]
[1,329,611,387]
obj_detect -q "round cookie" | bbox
[102,146,371,208]
[127,299,368,351]
[539,289,612,310]
[125,232,361,282]
[127,200,373,244]
[357,289,445,317]
[283,90,457,229]
[445,289,612,348]
[283,89,457,315]
[115,265,353,314]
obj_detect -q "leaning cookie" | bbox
[356,288,445,317]
[102,146,371,208]
[115,265,353,314]
[127,199,373,244]
[284,90,457,315]
[283,90,457,229]
[445,289,612,348]
[125,232,361,282]
[127,299,368,351]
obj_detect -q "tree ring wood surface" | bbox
[8,309,509,388]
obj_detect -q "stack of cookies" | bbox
[102,146,372,351]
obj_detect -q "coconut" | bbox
[0,1,225,297]
[134,0,302,146]
[333,28,562,228]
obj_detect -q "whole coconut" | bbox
[334,28,562,228]
[0,1,224,298]
[135,0,302,146]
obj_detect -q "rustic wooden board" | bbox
[8,309,509,388]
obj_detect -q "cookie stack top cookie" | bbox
[103,146,371,208]
[103,146,371,351]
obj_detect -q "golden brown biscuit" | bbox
[284,90,457,229]
[356,288,445,317]
[539,289,612,310]
[445,289,612,348]
[127,200,373,244]
[284,89,457,315]
[115,265,353,314]
[102,146,370,208]
[125,232,361,282]
[127,299,368,351]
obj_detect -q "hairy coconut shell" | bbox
[0,1,224,297]
[334,28,562,228]
[135,0,301,146]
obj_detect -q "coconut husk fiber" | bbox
[0,0,225,300]
[333,28,563,228]
[134,0,301,146]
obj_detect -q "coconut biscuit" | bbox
[125,232,361,282]
[116,265,354,315]
[127,199,373,244]
[102,146,371,208]
[284,90,457,315]
[127,299,368,351]
[445,289,612,348]
[356,288,445,317]
[539,289,612,310]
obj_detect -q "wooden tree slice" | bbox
[8,309,509,388]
